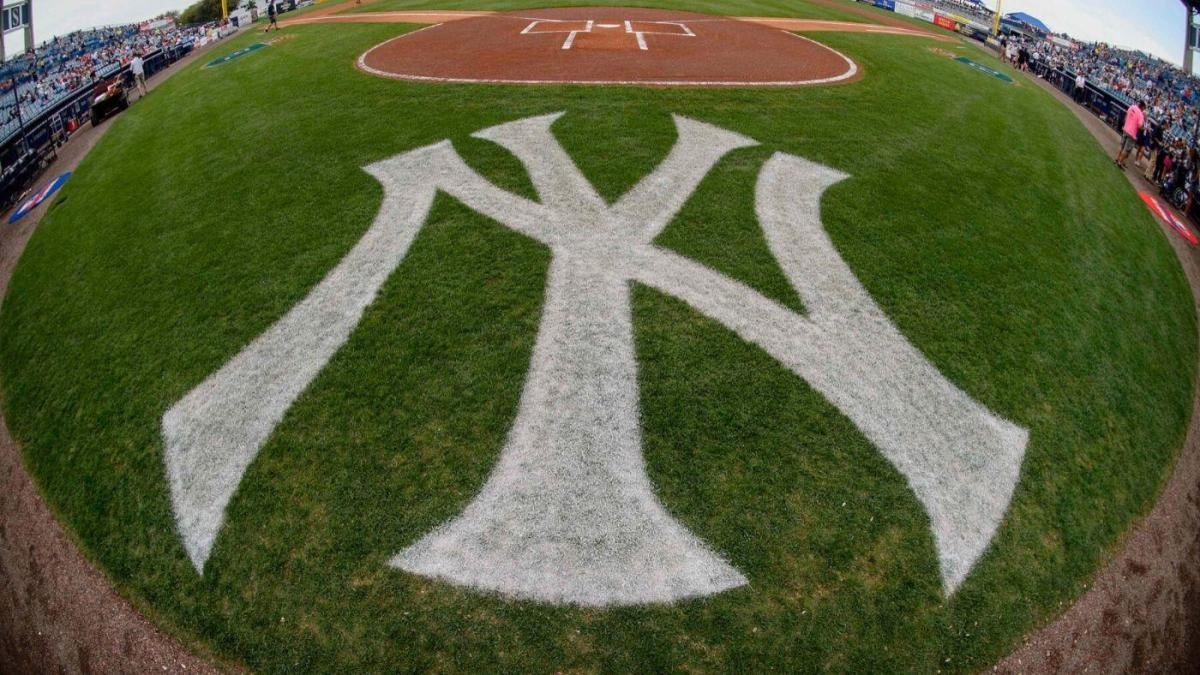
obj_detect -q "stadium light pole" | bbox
[1186,1,1197,75]
[23,0,31,55]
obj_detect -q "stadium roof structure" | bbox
[1005,11,1050,33]
[1184,0,1200,11]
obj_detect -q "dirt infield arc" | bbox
[357,8,862,86]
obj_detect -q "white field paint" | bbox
[163,113,1028,605]
[522,17,693,51]
[622,20,695,51]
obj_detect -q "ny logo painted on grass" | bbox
[162,113,1028,606]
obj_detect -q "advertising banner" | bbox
[916,9,935,22]
[1140,192,1199,246]
[934,14,958,31]
[954,56,1014,83]
[204,42,267,68]
[9,173,70,224]
[873,0,896,11]
[894,2,918,18]
[139,18,176,33]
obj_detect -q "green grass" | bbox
[0,3,1194,672]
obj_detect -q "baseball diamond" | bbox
[1,0,1199,672]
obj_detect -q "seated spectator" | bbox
[0,19,207,140]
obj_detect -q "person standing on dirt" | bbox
[1154,127,1171,183]
[1116,99,1146,171]
[265,1,279,32]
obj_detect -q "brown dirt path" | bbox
[281,0,379,24]
[0,42,232,675]
[282,9,491,26]
[741,17,952,40]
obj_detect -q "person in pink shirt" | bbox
[1116,99,1146,170]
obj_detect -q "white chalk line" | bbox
[781,31,859,83]
[521,18,694,51]
[509,15,731,24]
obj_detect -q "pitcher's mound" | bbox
[358,7,860,87]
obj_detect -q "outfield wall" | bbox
[857,0,993,40]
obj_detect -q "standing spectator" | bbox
[1074,72,1087,104]
[1154,136,1170,183]
[1161,148,1176,188]
[1147,122,1165,181]
[1137,123,1152,166]
[265,1,279,32]
[130,52,147,97]
[1116,99,1146,170]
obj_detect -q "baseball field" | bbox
[0,0,1195,671]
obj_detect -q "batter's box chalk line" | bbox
[520,17,696,51]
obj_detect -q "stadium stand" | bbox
[0,19,227,213]
[999,33,1200,214]
[0,22,213,142]
[859,0,1200,221]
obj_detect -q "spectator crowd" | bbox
[0,21,209,141]
[1001,30,1200,216]
[1017,37,1200,140]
